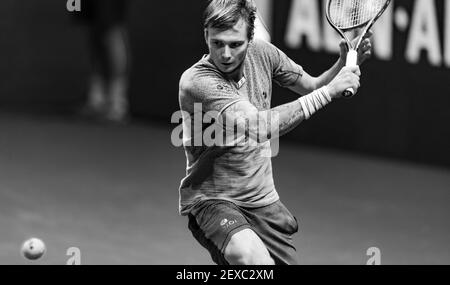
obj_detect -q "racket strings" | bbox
[329,0,387,29]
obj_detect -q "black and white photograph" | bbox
[0,0,449,267]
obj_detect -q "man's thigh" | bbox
[242,201,299,265]
[224,228,274,265]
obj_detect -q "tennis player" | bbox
[178,0,372,265]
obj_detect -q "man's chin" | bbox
[219,65,235,73]
[223,65,244,75]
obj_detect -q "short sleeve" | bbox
[253,39,304,88]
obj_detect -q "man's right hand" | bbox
[327,66,361,99]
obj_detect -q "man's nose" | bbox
[222,46,232,60]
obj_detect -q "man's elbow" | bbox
[246,124,273,144]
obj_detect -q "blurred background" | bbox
[0,0,449,264]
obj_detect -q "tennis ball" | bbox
[21,238,46,260]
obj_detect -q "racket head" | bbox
[326,0,392,31]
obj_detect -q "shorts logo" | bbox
[220,218,238,229]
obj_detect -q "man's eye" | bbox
[213,41,223,47]
[230,43,243,48]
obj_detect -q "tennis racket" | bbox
[325,0,392,97]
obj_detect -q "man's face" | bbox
[205,18,250,74]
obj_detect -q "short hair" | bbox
[204,0,257,40]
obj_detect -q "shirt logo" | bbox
[216,83,233,94]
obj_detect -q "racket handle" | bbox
[343,49,358,98]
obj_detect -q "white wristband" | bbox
[298,86,332,120]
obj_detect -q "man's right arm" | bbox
[220,66,361,144]
[220,96,306,144]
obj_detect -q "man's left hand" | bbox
[339,30,373,66]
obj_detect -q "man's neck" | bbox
[206,55,245,85]
[224,64,245,83]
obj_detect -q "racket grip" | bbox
[343,49,358,98]
[346,49,358,67]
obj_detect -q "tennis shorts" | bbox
[188,199,299,265]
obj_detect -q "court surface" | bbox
[0,112,449,265]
